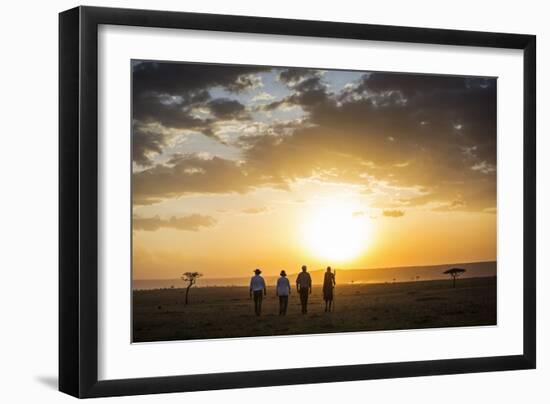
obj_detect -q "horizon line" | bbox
[133,259,497,281]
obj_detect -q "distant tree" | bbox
[181,271,203,304]
[443,268,466,288]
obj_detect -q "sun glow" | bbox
[302,199,371,262]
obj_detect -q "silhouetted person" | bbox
[249,268,266,316]
[296,265,312,314]
[276,270,291,315]
[323,266,336,312]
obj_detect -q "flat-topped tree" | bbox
[443,268,466,288]
[181,271,203,304]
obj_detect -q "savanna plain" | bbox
[133,273,496,342]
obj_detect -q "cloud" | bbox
[133,61,267,97]
[383,209,405,218]
[132,92,213,132]
[240,71,497,212]
[431,197,471,212]
[207,98,248,119]
[133,154,255,205]
[132,153,290,205]
[252,92,275,103]
[133,125,166,166]
[471,161,496,174]
[132,63,497,213]
[265,68,330,111]
[133,214,217,231]
[131,62,269,166]
[241,207,268,214]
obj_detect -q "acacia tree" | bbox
[181,271,203,304]
[443,268,466,288]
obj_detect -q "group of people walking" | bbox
[249,265,336,316]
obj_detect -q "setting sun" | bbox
[302,199,371,262]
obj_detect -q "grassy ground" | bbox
[133,276,496,342]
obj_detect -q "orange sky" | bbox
[131,61,497,280]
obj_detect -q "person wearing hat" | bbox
[276,270,291,315]
[249,268,267,316]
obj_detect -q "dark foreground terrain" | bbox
[133,276,496,342]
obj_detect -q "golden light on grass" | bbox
[302,199,371,262]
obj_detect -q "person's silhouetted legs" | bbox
[276,270,291,315]
[253,290,263,316]
[279,295,288,315]
[299,287,309,314]
[296,265,312,314]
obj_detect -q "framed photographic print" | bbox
[59,6,536,398]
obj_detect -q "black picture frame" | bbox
[59,6,536,398]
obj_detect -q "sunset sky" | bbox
[132,61,496,280]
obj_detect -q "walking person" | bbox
[323,266,336,312]
[276,270,291,315]
[296,265,312,314]
[249,268,266,316]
